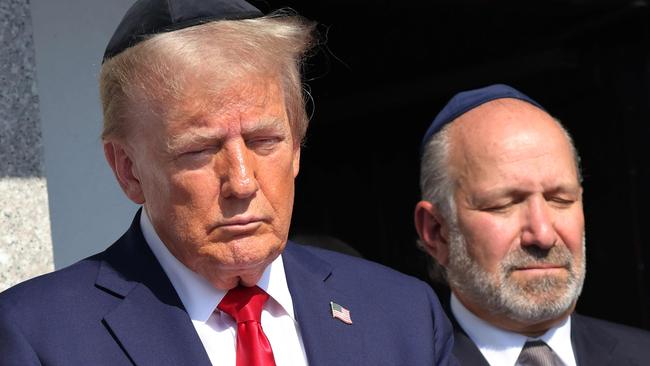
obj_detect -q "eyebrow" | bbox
[166,130,223,153]
[543,184,583,197]
[166,117,287,153]
[470,183,582,204]
[241,117,288,136]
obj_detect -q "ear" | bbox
[103,141,145,204]
[414,200,451,266]
[292,146,300,178]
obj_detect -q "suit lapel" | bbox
[282,243,367,366]
[95,211,212,366]
[571,314,617,366]
[452,329,490,366]
[444,302,490,366]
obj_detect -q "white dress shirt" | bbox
[451,293,577,366]
[140,210,309,366]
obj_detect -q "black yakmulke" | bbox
[103,0,263,62]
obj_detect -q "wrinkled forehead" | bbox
[448,99,576,175]
[130,73,288,137]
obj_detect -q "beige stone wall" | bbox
[0,178,53,291]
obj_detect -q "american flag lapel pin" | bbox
[330,301,353,324]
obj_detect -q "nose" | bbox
[220,140,258,199]
[521,196,557,249]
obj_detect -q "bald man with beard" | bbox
[415,84,650,366]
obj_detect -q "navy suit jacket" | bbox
[0,213,456,365]
[449,304,650,365]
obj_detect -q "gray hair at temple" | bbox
[417,109,584,284]
[99,11,316,144]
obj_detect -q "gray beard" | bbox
[445,226,586,324]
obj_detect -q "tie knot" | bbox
[218,285,269,323]
[524,340,548,349]
[517,339,564,366]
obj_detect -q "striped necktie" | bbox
[515,340,564,366]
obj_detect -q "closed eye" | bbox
[173,145,220,166]
[184,146,218,156]
[481,202,514,213]
[246,136,283,152]
[547,196,576,208]
[480,195,527,213]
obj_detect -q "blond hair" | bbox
[99,12,315,143]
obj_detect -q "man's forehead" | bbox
[450,99,558,148]
[174,117,288,138]
[141,73,284,126]
[448,100,577,178]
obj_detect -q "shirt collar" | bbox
[540,315,575,366]
[140,208,296,323]
[451,293,576,366]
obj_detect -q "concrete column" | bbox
[0,0,53,291]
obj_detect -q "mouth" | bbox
[511,263,568,275]
[215,216,266,236]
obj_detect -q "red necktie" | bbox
[218,285,277,366]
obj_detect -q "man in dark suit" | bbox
[0,1,456,365]
[414,84,650,365]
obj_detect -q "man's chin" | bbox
[498,281,578,320]
[193,246,282,290]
